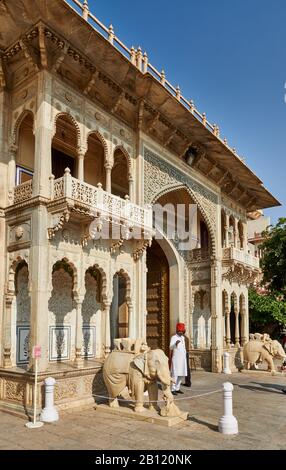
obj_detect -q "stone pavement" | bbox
[0,371,286,450]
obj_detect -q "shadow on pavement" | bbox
[189,415,218,432]
[233,382,285,394]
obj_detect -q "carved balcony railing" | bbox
[13,179,33,204]
[50,169,153,230]
[222,247,260,270]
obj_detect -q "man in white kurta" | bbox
[170,323,188,394]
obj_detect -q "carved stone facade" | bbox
[0,0,278,414]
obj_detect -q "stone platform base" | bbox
[0,360,104,418]
[96,404,188,427]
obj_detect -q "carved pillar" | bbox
[234,218,238,249]
[240,311,247,346]
[234,305,240,348]
[189,301,194,350]
[74,298,84,368]
[105,162,112,193]
[129,175,134,202]
[226,308,231,349]
[33,72,53,198]
[3,295,14,368]
[223,314,226,348]
[77,148,85,181]
[128,302,135,339]
[7,144,17,204]
[210,258,223,372]
[104,302,111,356]
[29,205,49,372]
[224,214,229,247]
[243,223,248,251]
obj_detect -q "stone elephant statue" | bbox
[243,336,286,372]
[103,346,176,414]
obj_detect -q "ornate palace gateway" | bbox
[0,0,279,415]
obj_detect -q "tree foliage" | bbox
[260,218,286,295]
[249,218,286,336]
[249,288,286,335]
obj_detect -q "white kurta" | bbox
[170,334,188,377]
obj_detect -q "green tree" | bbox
[249,218,286,337]
[260,217,286,295]
[249,288,286,337]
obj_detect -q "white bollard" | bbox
[222,352,232,374]
[40,377,59,423]
[218,382,238,435]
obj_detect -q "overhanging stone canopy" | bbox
[0,0,280,212]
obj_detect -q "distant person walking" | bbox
[169,323,188,395]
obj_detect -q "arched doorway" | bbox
[146,240,170,354]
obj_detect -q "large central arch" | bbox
[146,185,212,354]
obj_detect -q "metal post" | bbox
[25,357,43,429]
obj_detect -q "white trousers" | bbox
[171,376,184,392]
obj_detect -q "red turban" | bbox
[176,323,186,332]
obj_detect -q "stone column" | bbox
[210,258,223,372]
[29,205,49,372]
[105,162,112,193]
[223,314,226,348]
[245,290,249,342]
[189,295,194,350]
[234,305,240,348]
[240,311,247,346]
[234,218,238,249]
[74,298,84,368]
[243,223,248,251]
[2,295,14,368]
[128,302,135,339]
[129,175,134,202]
[226,308,231,349]
[77,148,85,181]
[7,144,17,205]
[104,302,111,355]
[224,214,230,247]
[33,72,53,198]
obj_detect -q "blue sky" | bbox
[81,0,285,223]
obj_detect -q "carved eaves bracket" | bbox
[47,209,70,240]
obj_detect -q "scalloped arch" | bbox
[85,263,108,305]
[151,183,216,257]
[12,110,34,146]
[113,145,132,175]
[113,268,131,303]
[52,257,78,297]
[86,130,109,161]
[53,112,81,146]
[8,256,29,295]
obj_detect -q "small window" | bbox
[16,166,33,185]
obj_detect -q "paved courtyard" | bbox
[0,370,285,450]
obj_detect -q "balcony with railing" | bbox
[50,169,152,229]
[222,247,260,270]
[11,169,153,232]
